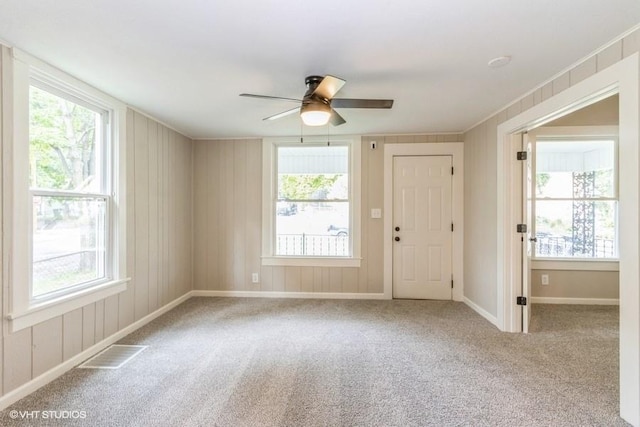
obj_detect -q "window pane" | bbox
[277,146,348,201]
[536,140,615,198]
[535,200,617,258]
[32,196,107,297]
[29,85,102,192]
[276,201,349,256]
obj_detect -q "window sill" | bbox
[262,256,362,268]
[531,259,619,271]
[7,278,130,332]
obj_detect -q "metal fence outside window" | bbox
[276,234,349,256]
[535,235,615,258]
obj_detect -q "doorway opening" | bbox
[496,54,639,424]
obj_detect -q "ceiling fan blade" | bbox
[331,98,394,109]
[263,107,300,121]
[313,75,346,100]
[240,93,301,103]
[330,109,346,126]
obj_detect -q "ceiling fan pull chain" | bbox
[327,121,331,146]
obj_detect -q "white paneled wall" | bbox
[193,134,461,293]
[0,95,194,396]
[463,28,640,318]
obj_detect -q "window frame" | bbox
[4,48,129,332]
[261,136,361,267]
[530,125,619,264]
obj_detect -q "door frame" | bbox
[496,53,639,425]
[383,142,464,301]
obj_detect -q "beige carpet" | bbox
[0,298,625,426]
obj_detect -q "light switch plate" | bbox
[371,208,382,219]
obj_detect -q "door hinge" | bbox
[516,296,527,306]
[517,151,527,160]
[451,166,454,175]
[451,223,454,232]
[516,224,527,233]
[451,279,454,289]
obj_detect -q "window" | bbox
[533,130,618,259]
[30,84,110,298]
[6,49,127,331]
[262,137,361,267]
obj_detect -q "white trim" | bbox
[496,57,633,333]
[383,142,464,301]
[463,297,499,327]
[5,48,128,330]
[531,297,619,305]
[496,53,639,426]
[531,260,619,271]
[261,135,361,267]
[191,290,386,300]
[464,22,640,133]
[0,291,191,412]
[529,125,619,137]
[7,279,129,332]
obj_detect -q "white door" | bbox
[392,155,452,299]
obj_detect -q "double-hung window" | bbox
[29,83,110,297]
[6,49,127,331]
[532,127,618,260]
[262,137,361,267]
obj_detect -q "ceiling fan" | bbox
[240,75,393,127]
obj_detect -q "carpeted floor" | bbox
[0,298,625,426]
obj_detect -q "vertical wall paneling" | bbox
[147,120,159,313]
[208,142,220,290]
[62,308,83,361]
[246,140,262,292]
[272,266,285,292]
[0,63,193,400]
[193,135,462,294]
[32,317,63,378]
[193,142,207,290]
[161,126,170,305]
[103,294,119,338]
[233,142,247,290]
[82,303,96,351]
[285,267,301,292]
[133,113,150,319]
[3,328,31,393]
[119,108,136,329]
[94,300,105,342]
[0,45,5,396]
[222,142,234,290]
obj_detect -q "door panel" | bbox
[393,155,452,300]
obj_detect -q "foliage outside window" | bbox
[30,83,110,299]
[534,138,617,259]
[275,145,350,257]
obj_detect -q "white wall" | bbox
[0,45,194,402]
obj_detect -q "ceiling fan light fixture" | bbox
[300,101,331,126]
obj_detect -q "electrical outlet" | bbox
[541,274,549,286]
[251,273,259,284]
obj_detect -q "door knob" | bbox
[395,226,400,231]
[394,236,400,242]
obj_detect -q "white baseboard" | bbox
[191,290,387,300]
[531,297,620,305]
[0,291,192,411]
[463,297,499,327]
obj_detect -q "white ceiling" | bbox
[0,0,639,139]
